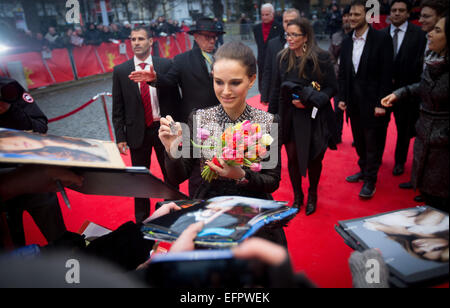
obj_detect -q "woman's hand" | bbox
[159,115,182,157]
[142,202,181,224]
[205,157,246,180]
[292,99,306,109]
[381,93,398,108]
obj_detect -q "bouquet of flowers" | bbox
[192,120,274,182]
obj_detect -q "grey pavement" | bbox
[31,36,330,141]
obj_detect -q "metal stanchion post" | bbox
[100,94,115,142]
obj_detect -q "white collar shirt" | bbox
[352,27,369,73]
[134,55,160,121]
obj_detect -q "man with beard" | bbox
[337,0,394,199]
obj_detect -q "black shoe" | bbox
[292,193,304,210]
[392,164,405,176]
[414,195,424,202]
[359,182,376,199]
[399,181,413,189]
[346,172,364,183]
[305,194,317,216]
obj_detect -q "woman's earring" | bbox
[302,43,307,53]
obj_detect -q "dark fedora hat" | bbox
[187,17,226,35]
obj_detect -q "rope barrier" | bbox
[48,92,115,142]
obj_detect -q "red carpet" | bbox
[23,96,426,288]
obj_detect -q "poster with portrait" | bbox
[336,206,449,287]
[0,128,125,169]
[142,196,297,248]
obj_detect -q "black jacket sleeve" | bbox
[0,100,48,133]
[164,111,199,186]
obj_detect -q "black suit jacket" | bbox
[382,22,427,89]
[261,35,286,104]
[155,46,219,123]
[253,21,283,81]
[338,27,394,127]
[112,57,181,149]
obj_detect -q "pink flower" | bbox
[250,163,262,172]
[222,147,236,160]
[241,120,252,132]
[197,127,210,141]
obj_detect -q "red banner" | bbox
[72,45,104,78]
[96,42,129,73]
[0,34,190,89]
[156,36,180,59]
[0,52,53,89]
[44,49,75,84]
[176,32,189,53]
[371,14,389,30]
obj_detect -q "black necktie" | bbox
[393,28,400,58]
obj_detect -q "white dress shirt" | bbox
[390,21,408,55]
[352,27,369,73]
[134,55,160,121]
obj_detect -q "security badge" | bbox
[22,93,34,104]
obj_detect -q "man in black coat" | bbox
[384,0,427,176]
[0,77,68,247]
[253,3,284,93]
[337,0,394,199]
[262,8,300,108]
[112,26,181,223]
[127,18,225,197]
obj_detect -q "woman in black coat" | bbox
[382,14,449,211]
[270,18,338,216]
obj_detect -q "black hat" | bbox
[187,17,226,35]
[0,77,24,104]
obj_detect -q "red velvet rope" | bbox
[48,98,97,123]
[48,93,112,123]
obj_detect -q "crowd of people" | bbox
[0,0,448,288]
[1,16,192,55]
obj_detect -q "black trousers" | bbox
[350,115,388,184]
[130,122,175,223]
[393,101,418,166]
[285,141,326,200]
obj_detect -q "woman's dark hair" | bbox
[0,130,95,148]
[279,18,323,81]
[213,41,257,77]
[445,13,449,56]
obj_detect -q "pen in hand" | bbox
[56,180,71,210]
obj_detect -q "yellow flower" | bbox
[260,134,274,146]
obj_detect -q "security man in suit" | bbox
[337,0,394,199]
[112,26,181,223]
[383,0,427,176]
[127,18,225,197]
